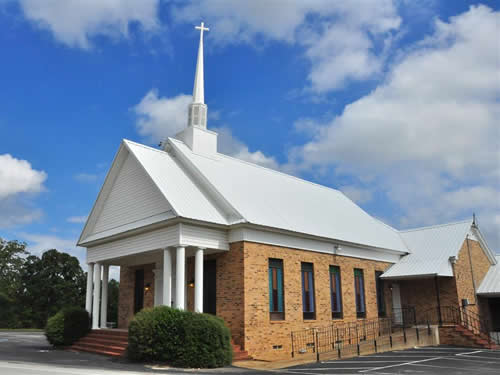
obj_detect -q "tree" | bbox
[0,238,28,297]
[18,249,86,328]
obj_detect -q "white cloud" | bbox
[133,90,191,143]
[173,0,401,91]
[214,127,280,170]
[133,90,281,170]
[67,216,88,224]
[74,172,99,183]
[16,0,159,49]
[339,186,373,205]
[0,154,46,199]
[0,154,46,228]
[287,6,500,248]
[20,232,80,256]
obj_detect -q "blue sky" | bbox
[0,0,498,276]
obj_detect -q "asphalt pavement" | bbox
[1,331,499,374]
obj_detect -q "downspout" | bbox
[465,234,478,306]
[434,275,442,326]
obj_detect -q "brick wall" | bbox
[117,263,155,329]
[240,241,393,359]
[454,238,491,316]
[398,239,492,323]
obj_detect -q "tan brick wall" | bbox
[399,276,458,322]
[454,239,491,316]
[241,241,392,359]
[118,263,155,329]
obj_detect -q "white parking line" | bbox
[358,356,443,373]
[411,363,499,373]
[321,360,407,363]
[455,354,500,361]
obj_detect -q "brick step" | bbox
[233,351,252,361]
[79,336,129,346]
[89,329,128,338]
[69,344,124,357]
[72,341,127,352]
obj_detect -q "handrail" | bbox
[419,305,493,348]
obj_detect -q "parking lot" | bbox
[283,346,500,374]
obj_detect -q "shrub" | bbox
[128,306,232,368]
[45,307,90,347]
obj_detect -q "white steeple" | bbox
[173,22,218,155]
[188,22,209,128]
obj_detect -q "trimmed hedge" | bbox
[128,306,232,368]
[45,307,90,346]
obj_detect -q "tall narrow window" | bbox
[375,271,386,317]
[330,266,343,319]
[301,263,316,320]
[354,269,366,318]
[269,259,284,320]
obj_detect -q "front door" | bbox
[392,283,402,324]
[203,260,217,315]
[134,269,144,314]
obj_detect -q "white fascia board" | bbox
[78,142,128,245]
[178,222,229,251]
[471,226,497,265]
[380,273,440,280]
[78,211,176,246]
[229,225,404,264]
[167,138,243,223]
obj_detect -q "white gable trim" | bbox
[471,225,497,265]
[78,141,179,246]
[229,225,404,264]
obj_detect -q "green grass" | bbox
[0,328,43,332]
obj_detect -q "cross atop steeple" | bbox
[188,21,209,128]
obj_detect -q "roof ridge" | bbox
[399,219,472,233]
[123,139,169,155]
[169,137,347,196]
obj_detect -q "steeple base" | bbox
[174,126,218,155]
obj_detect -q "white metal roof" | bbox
[168,138,408,253]
[125,140,229,226]
[381,220,473,278]
[477,256,500,296]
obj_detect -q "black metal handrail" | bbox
[419,305,493,347]
[290,311,424,359]
[391,307,416,327]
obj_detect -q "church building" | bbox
[78,23,499,359]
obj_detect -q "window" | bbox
[301,263,316,320]
[269,259,284,320]
[354,269,366,318]
[375,271,386,317]
[330,266,343,319]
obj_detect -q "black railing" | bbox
[391,307,416,327]
[419,305,494,348]
[291,313,428,359]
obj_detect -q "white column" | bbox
[194,248,204,313]
[92,263,101,329]
[175,246,185,309]
[100,264,109,328]
[163,248,172,307]
[85,263,94,313]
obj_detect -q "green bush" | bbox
[45,307,90,346]
[128,306,232,368]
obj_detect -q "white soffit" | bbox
[382,220,472,278]
[477,256,500,296]
[169,138,408,253]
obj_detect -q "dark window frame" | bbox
[301,262,316,320]
[375,271,386,317]
[330,265,343,319]
[269,258,285,321]
[354,269,366,319]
